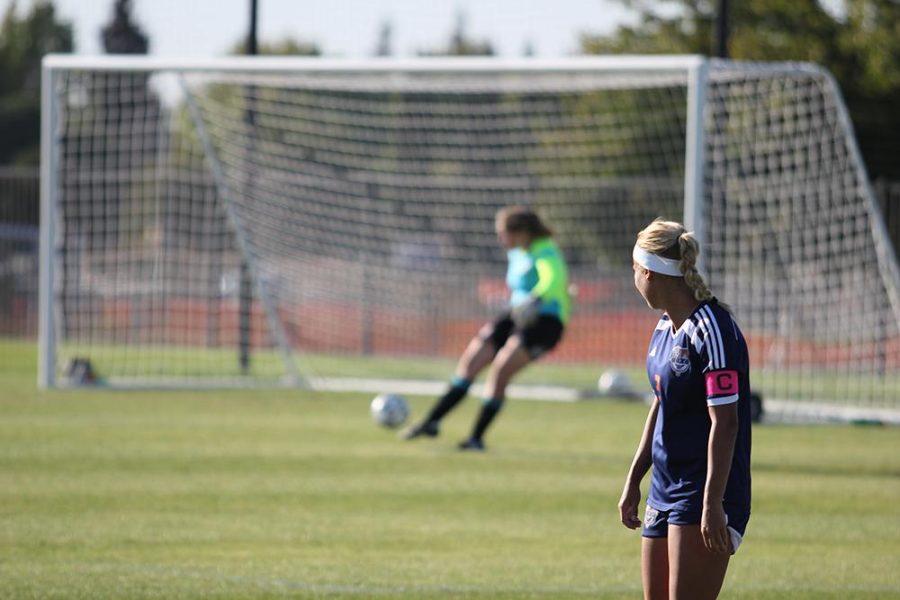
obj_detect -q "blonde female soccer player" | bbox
[619,219,752,600]
[404,206,570,451]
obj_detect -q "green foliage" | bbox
[0,1,73,165]
[417,12,494,56]
[581,0,900,179]
[227,37,321,56]
[101,0,149,54]
[1,339,900,598]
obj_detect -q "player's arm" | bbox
[529,250,564,300]
[703,368,740,554]
[618,396,660,529]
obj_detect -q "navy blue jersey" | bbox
[645,299,752,516]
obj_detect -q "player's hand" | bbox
[701,503,731,554]
[618,483,642,530]
[512,296,541,328]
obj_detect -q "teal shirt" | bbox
[506,237,571,324]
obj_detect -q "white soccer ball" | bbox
[597,369,634,397]
[370,393,409,429]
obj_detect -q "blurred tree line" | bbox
[2,0,896,179]
[0,0,72,165]
[581,0,900,181]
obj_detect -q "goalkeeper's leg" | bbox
[460,315,565,449]
[458,336,531,450]
[403,318,509,440]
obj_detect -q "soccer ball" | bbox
[370,393,409,429]
[597,369,634,397]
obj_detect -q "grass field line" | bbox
[89,375,592,400]
[311,377,900,425]
[104,563,631,596]
[95,374,900,424]
[764,398,900,425]
[33,562,900,596]
[309,376,586,402]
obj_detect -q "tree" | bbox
[227,37,321,56]
[101,0,148,54]
[418,12,494,56]
[374,21,393,57]
[0,1,73,165]
[580,0,900,179]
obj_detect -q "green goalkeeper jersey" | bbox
[506,237,571,324]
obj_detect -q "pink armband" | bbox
[706,370,738,396]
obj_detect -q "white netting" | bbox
[43,58,900,422]
[705,62,900,418]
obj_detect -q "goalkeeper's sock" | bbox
[425,376,472,423]
[469,397,505,441]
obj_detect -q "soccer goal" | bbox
[39,54,900,423]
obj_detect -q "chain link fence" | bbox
[2,168,900,341]
[0,167,39,337]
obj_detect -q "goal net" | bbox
[40,55,900,423]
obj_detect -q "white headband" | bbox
[633,245,683,277]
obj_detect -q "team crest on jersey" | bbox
[669,345,691,375]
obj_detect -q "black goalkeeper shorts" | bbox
[480,312,564,360]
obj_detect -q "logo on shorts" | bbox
[644,505,661,527]
[669,345,691,375]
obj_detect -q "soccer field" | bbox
[1,339,899,599]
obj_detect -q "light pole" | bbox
[714,0,729,58]
[239,0,258,373]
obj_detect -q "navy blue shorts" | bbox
[481,312,563,360]
[642,505,750,553]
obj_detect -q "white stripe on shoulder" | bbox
[699,305,725,370]
[713,311,727,369]
[693,312,719,370]
[705,305,729,369]
[655,318,670,331]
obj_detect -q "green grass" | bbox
[58,342,613,389]
[2,338,900,599]
[58,342,900,407]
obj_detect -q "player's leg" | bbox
[481,335,531,401]
[668,524,730,600]
[404,317,510,439]
[454,323,501,381]
[423,332,495,422]
[642,537,669,600]
[641,505,670,600]
[459,315,564,449]
[458,336,531,450]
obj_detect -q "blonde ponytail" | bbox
[677,231,714,302]
[636,218,730,311]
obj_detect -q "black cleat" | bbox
[402,420,439,440]
[457,437,486,452]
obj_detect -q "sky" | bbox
[4,0,639,58]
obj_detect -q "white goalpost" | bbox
[39,54,900,423]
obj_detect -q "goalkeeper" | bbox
[404,206,570,451]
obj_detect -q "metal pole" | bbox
[248,0,258,55]
[239,0,258,374]
[38,64,58,388]
[683,59,709,274]
[714,0,729,58]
